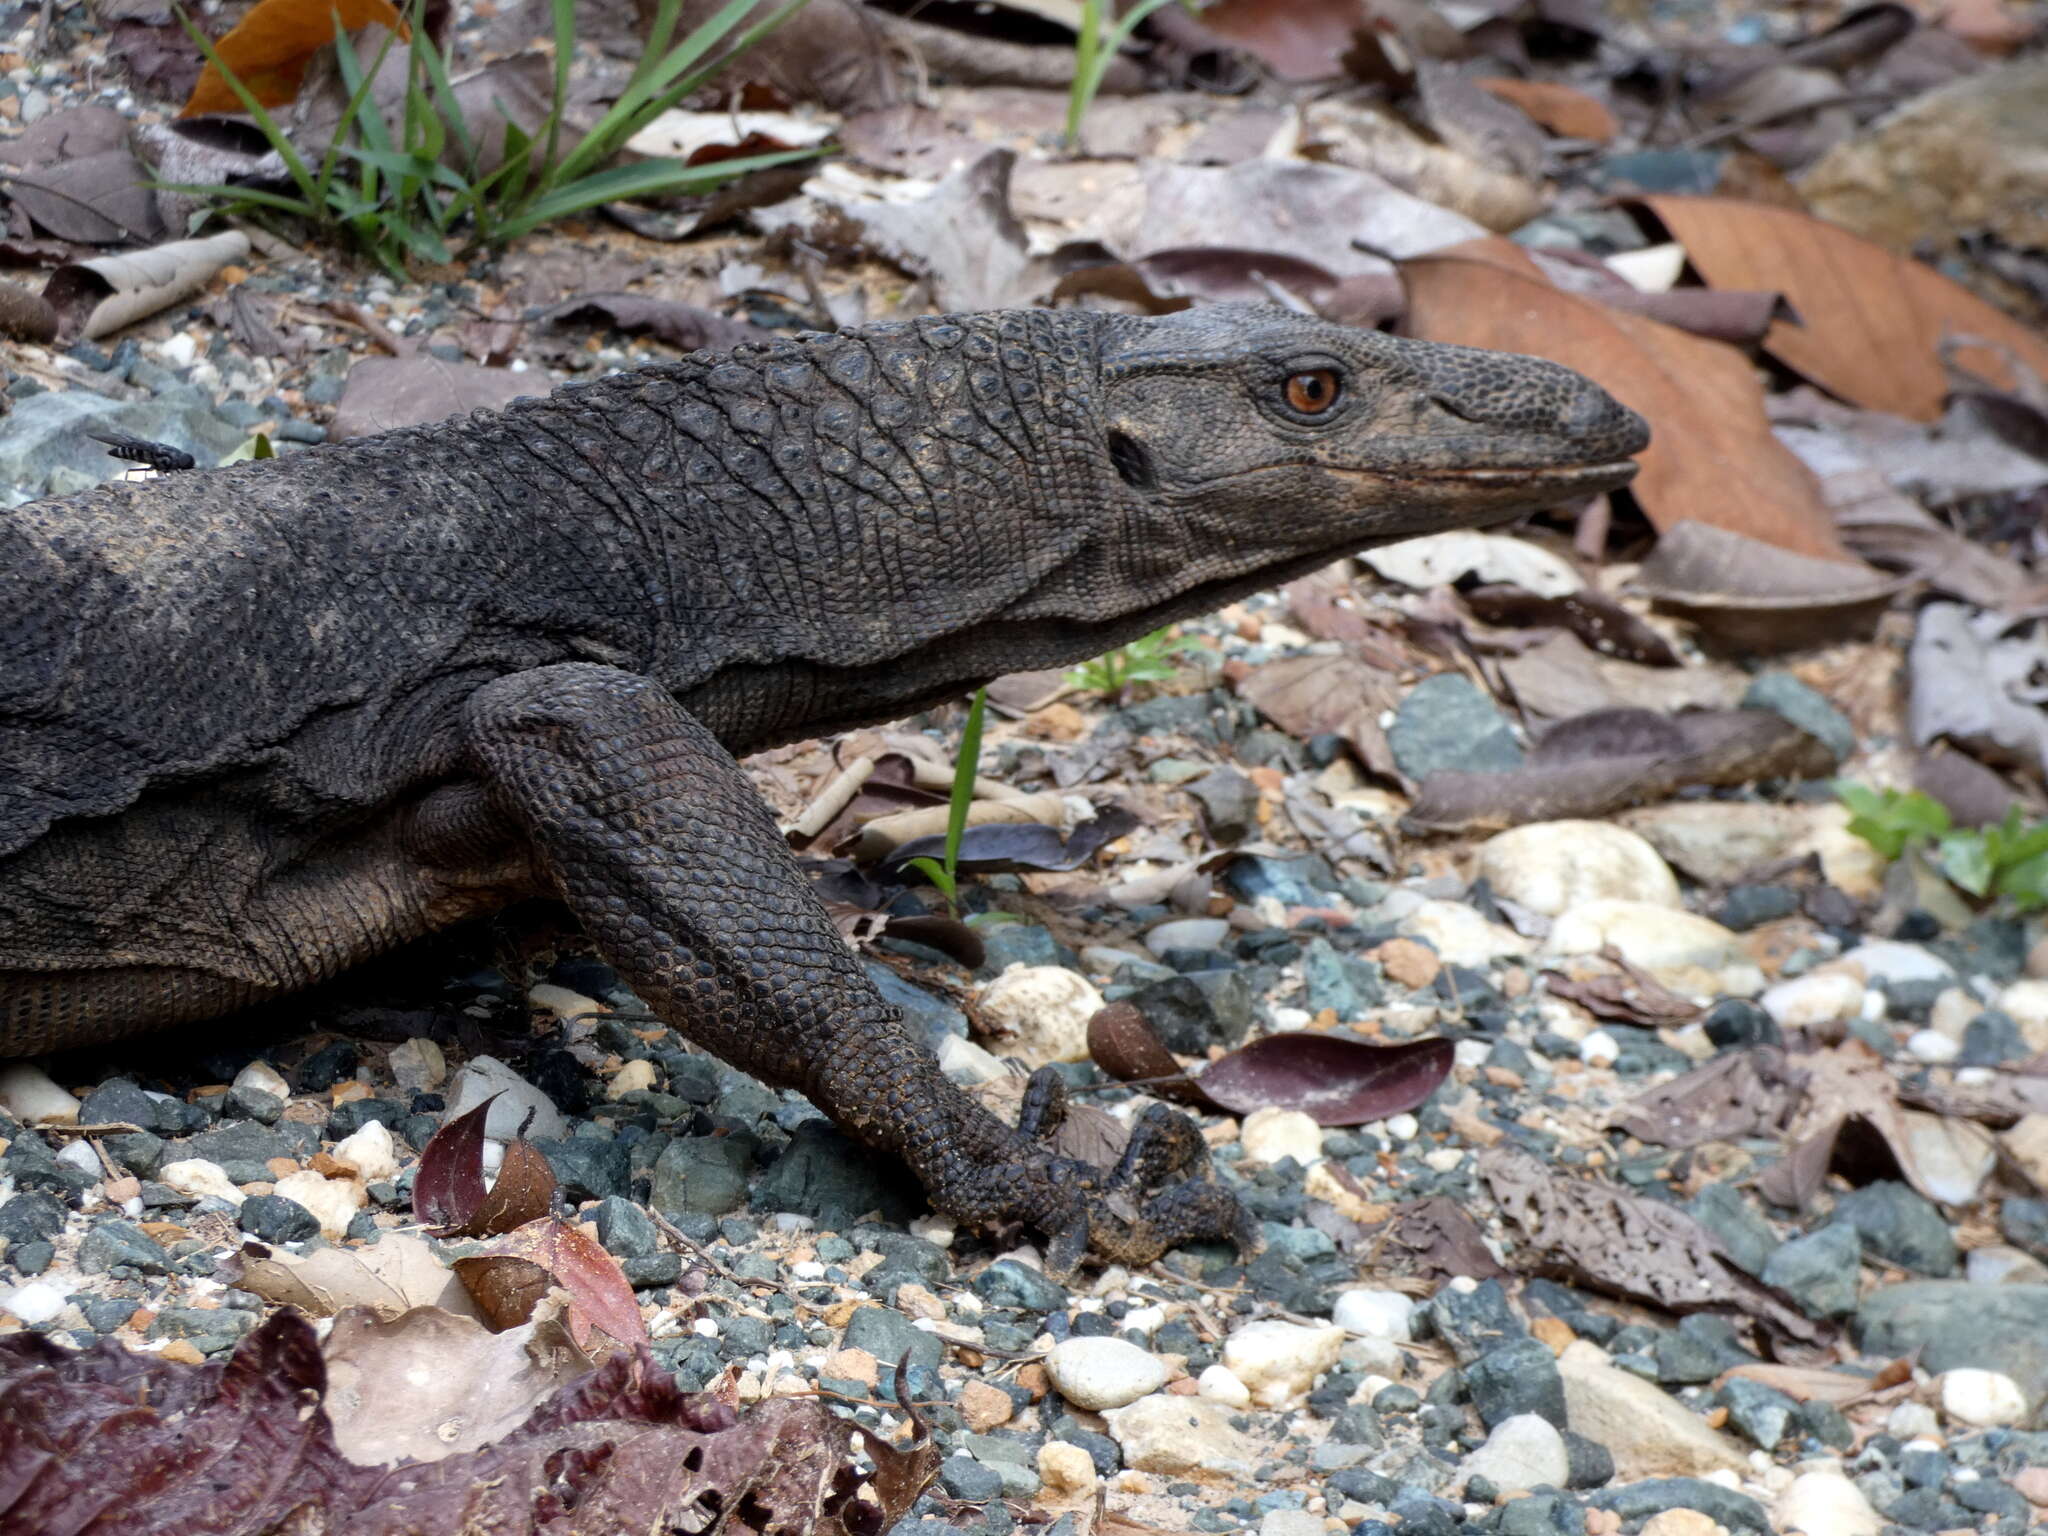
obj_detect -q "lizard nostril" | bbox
[1564,382,1649,457]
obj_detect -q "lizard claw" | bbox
[1017,1066,1260,1277]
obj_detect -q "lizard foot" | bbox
[1014,1066,1260,1278]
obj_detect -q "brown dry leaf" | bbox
[224,1231,484,1321]
[538,293,765,352]
[1633,521,1909,654]
[1907,602,2048,779]
[1480,1145,1829,1348]
[1398,238,1847,560]
[1234,651,1402,782]
[1644,195,2048,422]
[181,0,409,116]
[1196,0,1377,79]
[969,1072,1133,1173]
[1197,1035,1455,1126]
[1713,1361,1887,1405]
[1477,78,1619,142]
[1351,1196,1509,1285]
[1542,949,1705,1027]
[1754,1042,1946,1211]
[1087,1001,1215,1109]
[0,104,162,245]
[1461,584,1680,666]
[1606,1045,1804,1147]
[455,1217,650,1357]
[42,230,251,340]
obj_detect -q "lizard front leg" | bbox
[463,663,1254,1273]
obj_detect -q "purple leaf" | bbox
[1197,1034,1454,1125]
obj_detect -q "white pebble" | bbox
[1046,1336,1169,1411]
[978,965,1104,1066]
[1384,1112,1419,1142]
[271,1170,365,1241]
[1238,1106,1325,1167]
[1760,969,1867,1029]
[331,1120,398,1182]
[1941,1368,2028,1427]
[1143,917,1231,955]
[692,1317,720,1337]
[1906,1029,1960,1065]
[790,1260,825,1280]
[1884,1401,1939,1439]
[446,1055,568,1141]
[0,1281,67,1325]
[157,332,199,369]
[1197,1363,1252,1407]
[0,1063,80,1124]
[231,1060,291,1100]
[1579,1029,1619,1068]
[1773,1462,1881,1536]
[1458,1413,1568,1496]
[1221,1319,1345,1407]
[1332,1289,1415,1342]
[57,1139,100,1175]
[159,1158,246,1207]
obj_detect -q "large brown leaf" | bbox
[1645,195,2048,422]
[1397,238,1847,560]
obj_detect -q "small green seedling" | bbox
[906,686,988,917]
[1835,781,2048,911]
[1065,625,1207,704]
[1065,0,1185,148]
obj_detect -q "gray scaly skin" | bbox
[0,305,1646,1270]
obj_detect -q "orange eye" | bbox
[1284,369,1340,414]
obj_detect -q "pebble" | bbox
[271,1170,364,1240]
[231,1061,292,1100]
[158,1157,245,1206]
[1220,1319,1344,1407]
[1939,1366,2027,1426]
[1545,902,1763,997]
[1196,1364,1252,1407]
[0,1063,80,1124]
[1144,918,1232,955]
[1759,970,1868,1029]
[607,1059,658,1098]
[976,965,1103,1066]
[1478,821,1680,916]
[1459,1412,1569,1496]
[0,1280,68,1325]
[1840,940,1952,988]
[1037,1441,1098,1500]
[331,1120,398,1182]
[1557,1341,1747,1480]
[1997,978,2048,1051]
[1772,1462,1882,1536]
[1238,1107,1324,1167]
[1397,900,1524,966]
[2001,1114,2048,1188]
[388,1037,447,1093]
[1102,1394,1260,1475]
[1579,1030,1620,1068]
[1256,1512,1324,1536]
[1046,1336,1169,1411]
[1635,1510,1723,1536]
[445,1055,568,1141]
[1905,1029,1960,1063]
[1333,1289,1416,1342]
[957,1379,1014,1431]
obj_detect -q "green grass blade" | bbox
[942,687,989,888]
[490,144,817,241]
[173,5,321,203]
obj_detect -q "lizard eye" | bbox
[1283,369,1341,415]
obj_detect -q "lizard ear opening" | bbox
[1108,430,1156,492]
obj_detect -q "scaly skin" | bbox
[0,305,1646,1268]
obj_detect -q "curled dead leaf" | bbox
[1197,1034,1454,1126]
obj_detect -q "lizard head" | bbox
[1049,302,1646,627]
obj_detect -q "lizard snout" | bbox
[1558,374,1651,462]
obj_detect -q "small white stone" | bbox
[389,1037,447,1093]
[446,1055,569,1142]
[1545,900,1762,997]
[1046,1336,1170,1411]
[1941,1367,2028,1427]
[1459,1413,1569,1496]
[977,965,1105,1067]
[1579,1030,1620,1068]
[1197,1363,1253,1407]
[1122,1304,1165,1334]
[909,1213,956,1247]
[1257,1511,1326,1536]
[272,1171,366,1241]
[1422,1147,1465,1172]
[607,1058,658,1098]
[790,1260,826,1280]
[157,332,199,368]
[1143,918,1231,955]
[1906,1029,1960,1065]
[1038,1440,1098,1499]
[331,1120,399,1182]
[1333,1289,1415,1343]
[937,1033,1009,1085]
[0,1280,68,1325]
[1385,1112,1420,1141]
[1927,987,1979,1042]
[1398,899,1524,966]
[231,1061,291,1100]
[0,1063,80,1125]
[1884,1401,1939,1440]
[692,1317,720,1337]
[527,984,602,1024]
[159,1158,246,1207]
[1997,978,2048,1052]
[1221,1319,1345,1407]
[1774,1461,1883,1536]
[1760,970,1867,1029]
[1478,821,1679,916]
[1102,1394,1259,1476]
[1238,1106,1325,1167]
[1841,940,1953,988]
[57,1139,99,1175]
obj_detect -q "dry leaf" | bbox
[1477,78,1619,142]
[41,230,249,341]
[224,1232,484,1321]
[455,1217,650,1357]
[182,0,409,116]
[1197,1035,1455,1126]
[1644,194,2048,422]
[1398,238,1848,560]
[1633,521,1909,653]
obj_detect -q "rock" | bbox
[1792,805,1889,901]
[976,965,1103,1066]
[937,1454,1003,1502]
[1303,936,1380,1017]
[1101,1393,1259,1476]
[79,1219,173,1275]
[1773,1463,1881,1536]
[1186,767,1259,843]
[1556,1341,1748,1480]
[1897,1110,1994,1204]
[606,1059,658,1098]
[445,1056,568,1142]
[1997,979,2048,1052]
[273,1170,365,1240]
[863,963,968,1051]
[388,1038,447,1093]
[1465,1335,1567,1429]
[1763,1222,1862,1319]
[1940,1367,2028,1427]
[1617,802,1806,886]
[1545,901,1763,998]
[0,384,246,499]
[973,1258,1067,1312]
[1256,1513,1321,1536]
[1221,1319,1344,1407]
[1855,1282,2048,1414]
[1700,998,1780,1051]
[1397,899,1524,966]
[1046,1336,1169,1411]
[1759,970,1867,1030]
[0,1280,68,1326]
[1371,937,1439,990]
[1457,1412,1569,1496]
[936,1035,1010,1086]
[651,1135,754,1217]
[1841,940,1953,989]
[239,1192,322,1243]
[1333,1289,1416,1343]
[0,1063,80,1125]
[1478,821,1679,916]
[843,1305,943,1375]
[158,1157,245,1206]
[330,1120,398,1183]
[1196,1364,1251,1407]
[1741,671,1854,763]
[1830,1181,1957,1276]
[1636,1513,1723,1536]
[1037,1440,1098,1501]
[1238,1107,1324,1168]
[1587,1478,1769,1536]
[755,1122,918,1228]
[2003,1115,2048,1190]
[1388,673,1523,780]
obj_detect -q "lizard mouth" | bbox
[1335,458,1642,496]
